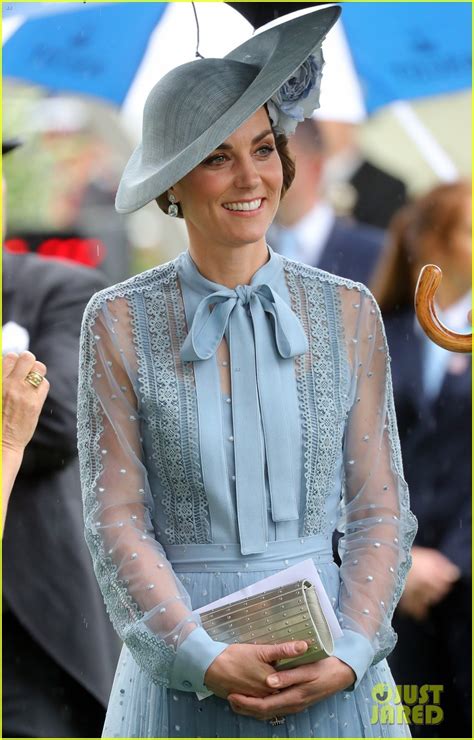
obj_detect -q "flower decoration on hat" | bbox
[267,48,325,136]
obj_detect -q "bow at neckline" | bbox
[179,250,308,555]
[181,281,307,362]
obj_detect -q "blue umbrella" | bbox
[3,2,169,105]
[341,2,471,114]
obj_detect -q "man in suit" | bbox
[2,246,120,736]
[318,119,408,230]
[267,118,385,286]
[384,302,471,739]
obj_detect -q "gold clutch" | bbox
[200,579,334,670]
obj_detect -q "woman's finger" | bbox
[10,353,48,386]
[257,640,308,665]
[228,686,307,719]
[29,360,47,378]
[9,351,38,380]
[2,353,19,380]
[266,663,319,690]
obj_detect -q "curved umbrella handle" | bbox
[415,264,472,353]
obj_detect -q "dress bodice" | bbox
[78,250,416,694]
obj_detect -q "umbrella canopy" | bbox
[337,2,470,114]
[3,2,168,105]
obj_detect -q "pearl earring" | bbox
[167,192,179,217]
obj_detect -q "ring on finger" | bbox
[25,370,44,388]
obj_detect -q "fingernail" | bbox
[267,675,280,687]
[295,640,307,652]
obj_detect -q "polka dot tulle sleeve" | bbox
[77,292,226,691]
[332,287,417,681]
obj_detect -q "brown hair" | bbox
[156,128,295,218]
[370,180,471,313]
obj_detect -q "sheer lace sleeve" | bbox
[332,286,417,688]
[78,293,227,692]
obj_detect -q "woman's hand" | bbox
[398,546,460,620]
[2,352,49,454]
[204,640,309,699]
[227,656,356,720]
[2,352,49,529]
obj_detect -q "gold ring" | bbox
[25,370,44,388]
[269,716,286,726]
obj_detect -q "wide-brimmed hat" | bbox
[115,4,340,214]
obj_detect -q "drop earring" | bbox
[168,192,179,217]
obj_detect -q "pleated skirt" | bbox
[103,561,410,738]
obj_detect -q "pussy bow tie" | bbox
[181,283,308,555]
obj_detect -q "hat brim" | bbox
[116,4,341,214]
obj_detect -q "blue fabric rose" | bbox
[267,49,325,136]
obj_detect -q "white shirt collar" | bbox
[441,291,472,331]
[291,201,336,266]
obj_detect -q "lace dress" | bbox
[78,247,417,738]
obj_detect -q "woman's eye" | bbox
[256,144,275,156]
[203,154,227,166]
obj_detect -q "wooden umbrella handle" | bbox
[415,264,472,353]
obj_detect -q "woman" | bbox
[371,181,471,738]
[78,7,416,737]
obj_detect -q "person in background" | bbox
[370,180,472,739]
[267,118,384,285]
[2,141,50,528]
[2,352,49,529]
[318,119,408,229]
[2,136,120,738]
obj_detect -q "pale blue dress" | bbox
[78,247,417,738]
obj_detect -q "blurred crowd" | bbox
[2,109,471,738]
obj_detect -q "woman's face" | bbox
[172,107,283,251]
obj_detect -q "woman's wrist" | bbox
[2,441,25,460]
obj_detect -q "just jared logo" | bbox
[370,683,444,726]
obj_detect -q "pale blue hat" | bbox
[115,5,341,214]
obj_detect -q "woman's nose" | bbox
[233,156,260,189]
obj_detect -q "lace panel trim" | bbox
[284,262,348,535]
[284,268,316,534]
[138,268,211,545]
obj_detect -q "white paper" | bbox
[195,559,342,700]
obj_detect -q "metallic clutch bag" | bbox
[200,579,334,670]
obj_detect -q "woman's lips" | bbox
[222,198,265,215]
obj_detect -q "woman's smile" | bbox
[221,197,265,214]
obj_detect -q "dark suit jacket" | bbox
[384,308,471,578]
[385,308,471,733]
[350,160,408,230]
[2,251,120,707]
[317,215,384,285]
